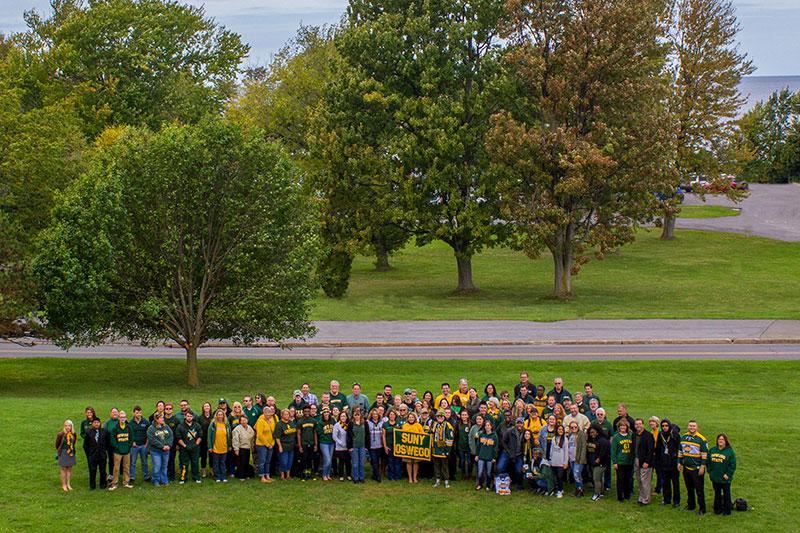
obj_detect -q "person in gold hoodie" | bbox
[254,406,277,483]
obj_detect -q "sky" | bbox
[1,0,799,76]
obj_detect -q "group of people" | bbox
[56,372,738,516]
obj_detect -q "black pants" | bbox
[659,467,680,505]
[106,447,114,479]
[179,447,200,482]
[88,455,107,489]
[713,481,732,515]
[334,450,350,478]
[552,466,565,492]
[235,448,253,479]
[616,464,634,501]
[300,444,315,478]
[448,448,458,481]
[199,441,209,469]
[683,468,706,512]
[167,446,177,481]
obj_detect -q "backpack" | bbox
[735,498,748,512]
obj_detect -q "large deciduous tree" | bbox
[659,0,754,239]
[488,0,675,298]
[338,0,512,292]
[33,120,317,386]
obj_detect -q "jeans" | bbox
[571,461,584,490]
[167,446,177,481]
[129,445,149,481]
[211,452,227,481]
[476,459,493,487]
[150,449,169,485]
[712,481,732,515]
[458,450,473,478]
[255,445,274,477]
[278,450,295,473]
[368,448,383,481]
[496,451,510,474]
[387,450,403,480]
[552,465,565,492]
[319,443,334,478]
[350,447,366,481]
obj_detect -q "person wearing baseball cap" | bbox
[431,410,454,488]
[288,390,308,411]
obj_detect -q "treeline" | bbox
[0,0,758,384]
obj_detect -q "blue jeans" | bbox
[350,448,366,481]
[387,451,403,480]
[320,443,334,478]
[368,448,382,481]
[477,459,493,487]
[279,450,294,473]
[458,450,472,478]
[497,451,510,474]
[211,452,227,481]
[150,449,169,485]
[130,445,149,480]
[571,461,584,490]
[255,445,273,477]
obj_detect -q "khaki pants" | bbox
[112,453,131,487]
[635,458,653,504]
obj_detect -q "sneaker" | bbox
[444,481,450,488]
[557,491,563,498]
[179,481,185,485]
[240,478,246,482]
[433,479,440,487]
[215,480,221,483]
[476,485,482,490]
[222,478,228,483]
[124,484,133,489]
[485,486,491,491]
[108,485,117,491]
[195,480,202,484]
[339,477,344,482]
[592,494,600,502]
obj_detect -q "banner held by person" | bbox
[393,429,431,461]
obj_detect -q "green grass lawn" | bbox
[679,205,741,218]
[311,230,800,320]
[1,358,797,532]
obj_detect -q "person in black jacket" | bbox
[587,424,610,502]
[634,418,655,505]
[83,418,108,490]
[655,418,681,507]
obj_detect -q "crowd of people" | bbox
[55,372,738,516]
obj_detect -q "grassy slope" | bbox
[1,358,797,532]
[679,205,741,218]
[311,230,800,321]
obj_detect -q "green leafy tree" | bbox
[659,0,754,239]
[21,0,248,137]
[337,0,512,292]
[488,0,675,298]
[736,89,800,183]
[33,119,317,386]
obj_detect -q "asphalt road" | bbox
[2,342,799,360]
[678,183,800,241]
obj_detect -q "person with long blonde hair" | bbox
[402,412,424,483]
[56,420,77,491]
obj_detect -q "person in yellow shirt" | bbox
[402,412,424,484]
[524,408,544,446]
[452,378,470,406]
[433,383,453,411]
[208,410,231,483]
[254,406,277,483]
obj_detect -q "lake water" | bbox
[738,75,800,113]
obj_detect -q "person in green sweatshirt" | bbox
[431,410,454,488]
[176,411,203,484]
[678,420,709,515]
[708,433,736,516]
[110,411,133,490]
[147,413,174,486]
[475,420,498,491]
[611,418,634,501]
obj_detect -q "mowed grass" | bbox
[679,205,741,218]
[0,358,797,532]
[311,229,800,320]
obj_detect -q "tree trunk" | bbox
[661,212,676,240]
[455,255,476,293]
[551,249,573,298]
[185,344,200,388]
[374,247,391,271]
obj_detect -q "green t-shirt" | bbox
[274,420,297,451]
[329,392,348,411]
[383,421,398,449]
[298,416,317,447]
[243,405,261,426]
[316,419,334,445]
[351,422,366,449]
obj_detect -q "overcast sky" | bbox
[1,0,798,76]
